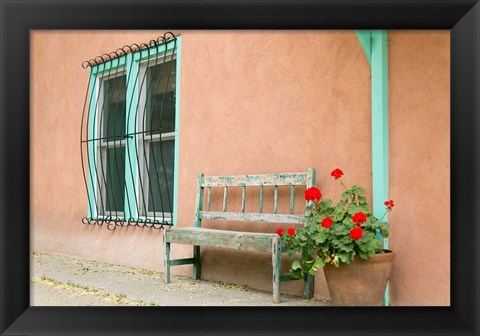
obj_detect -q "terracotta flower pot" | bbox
[323,250,395,306]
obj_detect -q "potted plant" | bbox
[277,168,395,306]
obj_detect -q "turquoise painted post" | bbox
[356,30,389,306]
[370,31,389,245]
[125,52,138,220]
[371,30,389,306]
[355,31,372,65]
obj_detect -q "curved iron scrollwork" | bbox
[80,32,177,231]
[81,32,176,69]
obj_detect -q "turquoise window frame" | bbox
[86,36,181,225]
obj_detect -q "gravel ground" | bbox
[31,252,330,306]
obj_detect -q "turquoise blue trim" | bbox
[172,36,182,225]
[370,31,389,244]
[371,30,389,306]
[87,61,112,219]
[133,38,179,63]
[355,31,372,65]
[356,30,389,306]
[86,70,99,218]
[124,52,138,220]
[91,56,127,76]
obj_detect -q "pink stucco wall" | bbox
[388,31,450,305]
[30,30,449,306]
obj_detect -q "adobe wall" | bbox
[30,30,449,305]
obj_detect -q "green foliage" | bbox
[280,176,392,279]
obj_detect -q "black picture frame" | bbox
[1,1,479,335]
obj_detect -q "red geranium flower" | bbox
[352,212,367,226]
[321,217,333,229]
[304,187,322,203]
[330,168,344,179]
[350,227,363,240]
[384,200,395,208]
[276,228,284,236]
[286,227,296,236]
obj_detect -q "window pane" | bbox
[103,74,126,140]
[146,60,176,135]
[105,147,125,213]
[147,140,174,215]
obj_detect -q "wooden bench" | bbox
[163,168,316,303]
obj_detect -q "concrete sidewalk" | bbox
[31,252,330,306]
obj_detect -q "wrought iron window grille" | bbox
[80,32,178,231]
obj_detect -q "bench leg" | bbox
[304,274,314,299]
[164,236,171,284]
[272,236,281,303]
[193,245,201,280]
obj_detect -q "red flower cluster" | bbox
[304,187,322,203]
[350,227,363,240]
[321,217,333,228]
[330,168,344,179]
[276,227,296,237]
[352,212,367,226]
[384,199,395,208]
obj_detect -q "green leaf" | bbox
[347,203,359,214]
[358,251,368,259]
[337,251,354,264]
[333,206,345,222]
[342,216,353,225]
[297,232,308,242]
[317,199,333,211]
[308,258,326,275]
[333,213,344,222]
[301,251,314,264]
[379,222,390,237]
[313,231,327,244]
[333,229,348,237]
[291,267,303,279]
[356,204,366,212]
[291,260,301,270]
[313,258,325,269]
[352,185,365,196]
[338,241,354,252]
[321,245,330,253]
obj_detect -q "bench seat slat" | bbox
[199,211,304,224]
[165,227,276,252]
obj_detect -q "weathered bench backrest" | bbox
[194,168,316,227]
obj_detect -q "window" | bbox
[81,34,180,228]
[98,72,127,217]
[138,59,177,220]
